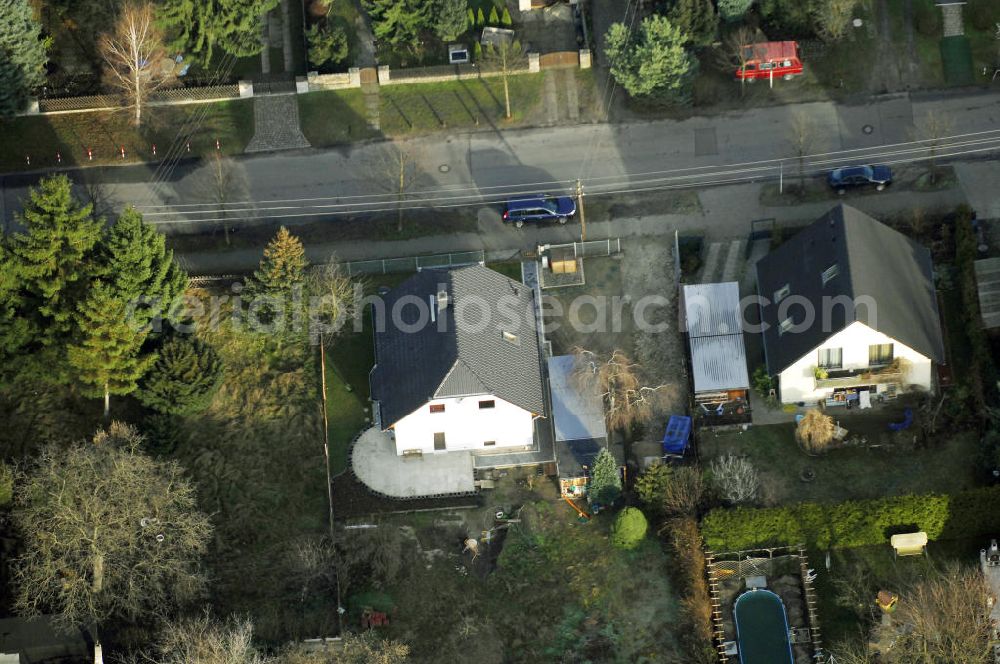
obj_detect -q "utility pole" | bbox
[576,179,587,241]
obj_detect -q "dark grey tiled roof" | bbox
[756,204,945,374]
[370,265,546,427]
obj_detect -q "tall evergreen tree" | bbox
[67,281,156,418]
[251,226,308,294]
[159,0,280,62]
[0,0,49,118]
[433,0,469,42]
[668,0,718,46]
[136,336,223,415]
[363,0,432,50]
[9,176,103,337]
[605,15,699,103]
[98,207,188,327]
[0,245,31,377]
[589,447,622,505]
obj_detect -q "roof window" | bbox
[779,317,794,335]
[822,263,840,285]
[774,284,790,303]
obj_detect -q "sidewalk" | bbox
[174,173,973,274]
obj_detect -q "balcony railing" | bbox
[815,367,902,389]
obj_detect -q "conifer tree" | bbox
[67,281,156,418]
[0,245,31,377]
[467,8,476,30]
[98,207,188,327]
[159,0,280,62]
[488,5,499,25]
[251,226,308,295]
[137,336,223,415]
[589,447,622,505]
[9,176,103,336]
[501,7,512,27]
[669,0,718,46]
[433,0,470,41]
[476,7,485,26]
[0,0,49,117]
[362,0,432,51]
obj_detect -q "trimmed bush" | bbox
[701,486,1000,551]
[610,507,648,549]
[915,1,941,37]
[718,0,753,21]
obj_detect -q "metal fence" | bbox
[543,238,622,258]
[36,84,241,114]
[344,250,485,277]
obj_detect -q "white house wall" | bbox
[391,394,535,455]
[778,321,933,404]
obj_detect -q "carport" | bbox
[547,355,609,497]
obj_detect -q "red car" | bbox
[736,41,804,82]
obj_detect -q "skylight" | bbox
[822,263,840,285]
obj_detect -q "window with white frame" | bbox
[817,347,843,369]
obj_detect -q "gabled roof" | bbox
[370,265,546,427]
[756,204,944,374]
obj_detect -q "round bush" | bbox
[610,507,648,550]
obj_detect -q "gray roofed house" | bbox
[369,264,547,455]
[755,204,944,404]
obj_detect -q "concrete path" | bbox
[245,95,312,153]
[280,0,295,73]
[542,71,559,124]
[352,427,475,498]
[562,69,579,122]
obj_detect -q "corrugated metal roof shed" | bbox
[547,355,608,443]
[682,282,750,393]
[683,282,743,338]
[689,335,750,392]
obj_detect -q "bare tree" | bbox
[659,466,705,517]
[197,153,251,247]
[916,110,954,183]
[307,258,360,344]
[481,39,528,120]
[715,25,760,97]
[100,2,169,126]
[835,564,992,664]
[813,0,858,42]
[11,423,212,629]
[134,612,271,664]
[796,409,836,454]
[280,633,410,663]
[573,347,675,433]
[366,144,422,233]
[709,454,759,503]
[788,111,816,193]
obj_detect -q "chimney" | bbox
[437,289,449,312]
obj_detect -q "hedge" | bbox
[701,486,1000,551]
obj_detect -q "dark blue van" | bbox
[502,196,577,228]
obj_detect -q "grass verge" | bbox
[0,100,254,173]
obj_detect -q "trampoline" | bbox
[733,589,794,664]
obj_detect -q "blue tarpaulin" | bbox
[662,415,692,455]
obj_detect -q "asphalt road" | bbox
[2,88,999,235]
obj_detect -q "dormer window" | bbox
[774,284,790,303]
[822,263,840,285]
[779,317,794,335]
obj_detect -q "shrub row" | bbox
[954,204,997,416]
[666,517,716,664]
[700,486,1000,551]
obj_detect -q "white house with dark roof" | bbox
[755,204,945,405]
[369,265,547,456]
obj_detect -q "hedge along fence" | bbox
[700,486,1000,551]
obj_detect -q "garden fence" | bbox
[543,238,622,258]
[35,84,241,114]
[344,250,486,276]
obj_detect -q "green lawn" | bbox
[700,420,980,506]
[0,99,254,173]
[297,88,376,146]
[379,74,545,135]
[324,321,374,475]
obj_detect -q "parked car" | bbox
[502,196,576,228]
[827,165,893,193]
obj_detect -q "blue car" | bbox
[503,196,577,228]
[827,165,892,193]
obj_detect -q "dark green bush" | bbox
[968,0,996,31]
[700,486,1000,550]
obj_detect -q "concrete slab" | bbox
[352,427,475,498]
